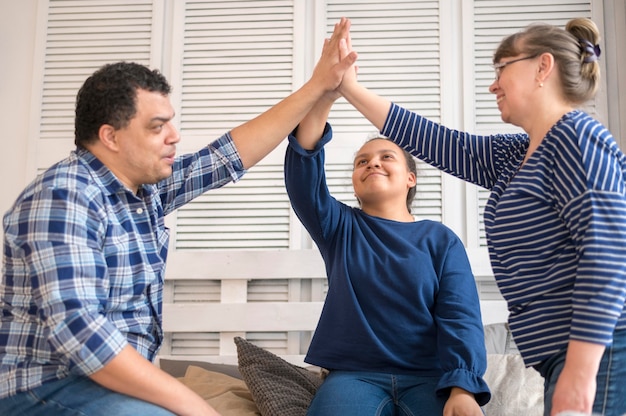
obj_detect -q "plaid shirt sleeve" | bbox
[2,184,129,378]
[159,133,246,215]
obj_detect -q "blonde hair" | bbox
[493,18,601,104]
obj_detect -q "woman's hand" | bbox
[549,340,603,416]
[336,19,358,96]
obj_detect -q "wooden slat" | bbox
[165,249,326,280]
[162,301,324,332]
[162,299,508,332]
[165,248,495,280]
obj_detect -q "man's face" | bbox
[111,89,180,192]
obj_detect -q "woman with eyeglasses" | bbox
[338,17,626,416]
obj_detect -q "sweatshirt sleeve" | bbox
[433,230,491,405]
[284,123,343,247]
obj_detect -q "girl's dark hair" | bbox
[493,18,601,105]
[402,145,418,213]
[74,62,171,148]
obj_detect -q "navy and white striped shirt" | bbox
[0,134,244,398]
[382,103,626,366]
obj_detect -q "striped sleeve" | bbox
[381,103,528,190]
[555,115,626,343]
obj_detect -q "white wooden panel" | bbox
[165,249,326,280]
[162,302,324,332]
[174,163,292,250]
[170,0,297,251]
[162,248,501,360]
[480,300,509,325]
[175,0,296,135]
[34,0,161,171]
[171,0,444,253]
[161,294,508,364]
[324,0,444,222]
[164,299,508,331]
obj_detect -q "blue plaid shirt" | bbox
[0,134,244,398]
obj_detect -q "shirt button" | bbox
[136,208,144,214]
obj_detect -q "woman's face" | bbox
[351,139,416,208]
[489,54,540,127]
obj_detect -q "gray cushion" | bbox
[483,322,519,354]
[235,336,322,416]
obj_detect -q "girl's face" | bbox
[352,139,416,208]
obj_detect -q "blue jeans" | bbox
[536,328,626,416]
[0,375,175,416]
[306,370,447,416]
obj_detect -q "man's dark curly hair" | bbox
[74,61,171,148]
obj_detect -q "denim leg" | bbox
[0,375,176,416]
[306,371,395,416]
[536,348,567,416]
[593,328,626,416]
[394,374,446,416]
[307,371,447,416]
[537,328,626,416]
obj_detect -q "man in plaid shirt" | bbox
[0,20,357,416]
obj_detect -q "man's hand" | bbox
[90,345,221,415]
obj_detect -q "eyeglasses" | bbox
[493,54,538,80]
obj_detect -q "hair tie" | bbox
[579,39,601,63]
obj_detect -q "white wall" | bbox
[0,0,38,243]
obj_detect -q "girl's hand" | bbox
[309,17,357,93]
[443,388,484,416]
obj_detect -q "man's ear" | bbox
[98,124,119,151]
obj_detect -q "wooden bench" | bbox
[159,249,507,366]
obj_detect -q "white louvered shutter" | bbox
[30,0,162,174]
[163,0,444,359]
[169,0,297,251]
[325,0,443,222]
[468,0,603,249]
[164,0,303,357]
